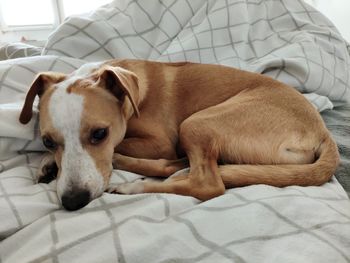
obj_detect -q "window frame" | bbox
[0,0,65,42]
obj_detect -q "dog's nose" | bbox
[61,190,91,211]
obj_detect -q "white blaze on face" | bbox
[49,62,105,199]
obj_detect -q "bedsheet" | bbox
[0,0,350,262]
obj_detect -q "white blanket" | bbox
[1,1,350,262]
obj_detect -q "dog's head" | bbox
[19,62,140,210]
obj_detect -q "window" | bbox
[0,0,112,43]
[1,0,55,27]
[63,0,112,17]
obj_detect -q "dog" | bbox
[19,59,339,211]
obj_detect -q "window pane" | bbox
[63,0,111,17]
[1,0,54,26]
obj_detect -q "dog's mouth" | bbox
[57,171,110,211]
[59,183,107,211]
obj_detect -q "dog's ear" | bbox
[98,66,140,118]
[19,72,66,124]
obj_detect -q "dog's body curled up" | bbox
[19,59,339,210]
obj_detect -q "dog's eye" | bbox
[90,128,108,144]
[42,137,57,150]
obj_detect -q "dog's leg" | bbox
[110,112,226,200]
[37,153,58,183]
[112,153,188,177]
[116,137,177,160]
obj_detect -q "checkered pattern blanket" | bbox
[1,0,350,262]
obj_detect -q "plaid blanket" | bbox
[0,1,349,262]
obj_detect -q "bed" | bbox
[0,0,349,262]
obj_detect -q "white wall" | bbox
[312,0,350,41]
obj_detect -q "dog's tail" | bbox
[220,136,340,187]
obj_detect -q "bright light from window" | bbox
[63,0,112,17]
[1,0,54,26]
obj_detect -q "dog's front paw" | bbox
[107,179,145,195]
[37,153,58,184]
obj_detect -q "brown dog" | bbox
[19,59,339,210]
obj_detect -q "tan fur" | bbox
[20,59,340,202]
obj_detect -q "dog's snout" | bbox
[61,189,91,211]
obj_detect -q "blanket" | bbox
[322,105,350,197]
[0,0,350,262]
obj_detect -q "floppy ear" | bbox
[98,66,140,117]
[19,72,66,124]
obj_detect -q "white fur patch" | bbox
[107,179,145,194]
[49,62,105,199]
